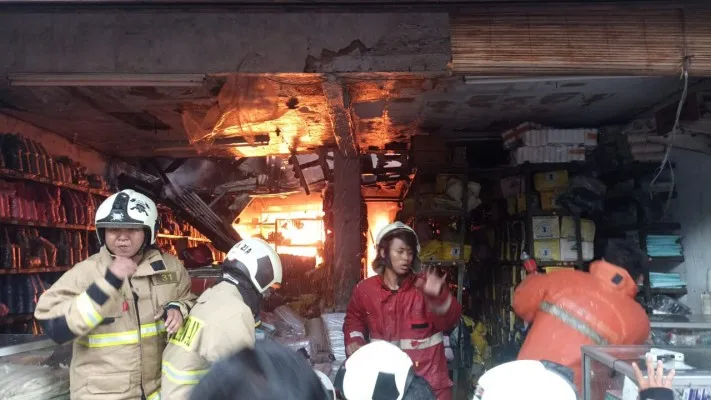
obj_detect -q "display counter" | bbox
[649,315,711,346]
[582,345,711,400]
[0,334,72,399]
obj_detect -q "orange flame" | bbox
[233,195,325,267]
[365,202,400,278]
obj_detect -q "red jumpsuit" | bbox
[513,260,650,390]
[343,273,461,400]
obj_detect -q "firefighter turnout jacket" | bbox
[161,281,256,400]
[513,260,650,390]
[343,273,461,400]
[35,246,196,400]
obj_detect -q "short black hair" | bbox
[372,229,419,274]
[603,239,648,280]
[189,340,327,400]
[403,375,436,400]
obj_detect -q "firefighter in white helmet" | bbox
[35,189,196,400]
[343,221,461,400]
[335,341,436,400]
[161,237,283,400]
[473,360,578,400]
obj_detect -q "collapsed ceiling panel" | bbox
[0,72,698,158]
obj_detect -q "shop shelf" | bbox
[0,267,72,275]
[0,167,112,197]
[0,217,93,231]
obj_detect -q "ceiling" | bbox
[0,73,696,158]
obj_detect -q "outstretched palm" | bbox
[419,267,447,297]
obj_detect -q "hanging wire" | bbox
[650,58,690,216]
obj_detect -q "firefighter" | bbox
[35,189,196,400]
[513,239,650,391]
[188,340,328,400]
[343,222,461,400]
[472,356,675,400]
[161,237,283,400]
[335,341,436,400]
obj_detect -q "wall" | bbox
[670,149,711,314]
[0,113,107,175]
[0,11,450,75]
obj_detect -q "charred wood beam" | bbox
[332,151,363,311]
[322,79,359,158]
[317,147,333,182]
[290,153,311,196]
[163,158,187,174]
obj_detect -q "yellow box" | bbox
[560,217,596,242]
[507,197,518,216]
[534,170,569,191]
[532,216,560,239]
[419,240,442,261]
[517,195,527,213]
[534,239,561,261]
[540,190,564,210]
[440,241,472,261]
[543,266,574,274]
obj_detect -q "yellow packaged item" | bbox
[560,217,596,242]
[440,241,472,261]
[419,240,442,261]
[539,190,564,210]
[534,170,569,191]
[534,239,561,261]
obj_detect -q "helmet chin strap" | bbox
[220,273,262,318]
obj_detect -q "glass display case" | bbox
[649,314,711,346]
[582,345,711,400]
[0,334,72,399]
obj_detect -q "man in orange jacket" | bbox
[513,240,650,390]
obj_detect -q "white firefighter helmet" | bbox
[314,370,335,400]
[95,189,158,246]
[473,360,577,400]
[375,222,421,253]
[224,238,283,293]
[335,341,415,400]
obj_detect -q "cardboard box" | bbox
[500,175,525,198]
[560,217,596,242]
[560,239,594,261]
[539,190,564,210]
[532,216,560,239]
[534,239,561,261]
[440,241,472,261]
[534,170,569,191]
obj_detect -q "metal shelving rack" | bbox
[412,165,469,400]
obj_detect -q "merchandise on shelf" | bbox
[0,180,98,226]
[0,274,49,316]
[0,132,108,191]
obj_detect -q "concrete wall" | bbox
[670,149,711,314]
[0,11,450,75]
[0,113,107,175]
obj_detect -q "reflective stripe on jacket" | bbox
[161,281,256,400]
[513,260,650,390]
[343,274,461,398]
[35,246,197,400]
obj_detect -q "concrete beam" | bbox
[322,79,359,158]
[332,151,363,310]
[0,11,450,75]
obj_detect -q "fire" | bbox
[233,194,325,268]
[365,202,400,278]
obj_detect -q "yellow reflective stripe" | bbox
[77,322,167,348]
[147,390,161,400]
[162,360,208,385]
[76,292,103,329]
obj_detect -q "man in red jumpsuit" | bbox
[343,222,462,400]
[513,240,651,391]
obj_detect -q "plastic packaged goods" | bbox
[321,313,347,362]
[0,363,70,399]
[273,305,307,337]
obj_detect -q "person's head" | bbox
[189,340,328,400]
[335,341,434,400]
[373,222,421,276]
[602,239,648,281]
[95,189,158,258]
[223,237,283,295]
[474,360,577,400]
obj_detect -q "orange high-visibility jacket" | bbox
[513,260,650,389]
